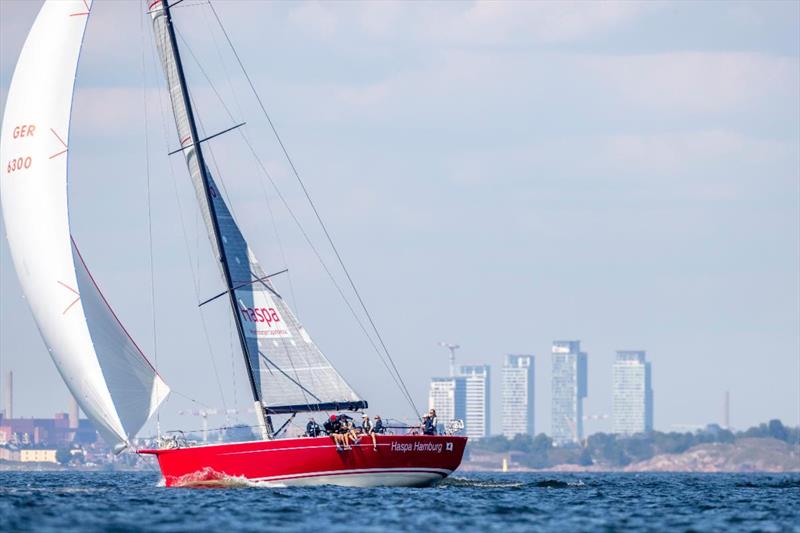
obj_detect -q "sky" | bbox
[0,0,798,439]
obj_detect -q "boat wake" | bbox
[161,467,287,489]
[440,476,526,489]
[531,479,586,488]
[439,477,587,489]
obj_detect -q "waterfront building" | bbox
[502,354,535,438]
[0,412,97,447]
[20,449,58,463]
[459,365,491,439]
[612,351,653,435]
[428,376,466,432]
[551,340,588,445]
[0,445,20,462]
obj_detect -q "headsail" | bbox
[148,1,364,421]
[0,0,169,450]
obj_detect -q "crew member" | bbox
[422,411,436,435]
[324,414,347,450]
[373,415,386,435]
[306,418,321,437]
[338,414,359,447]
[361,414,377,451]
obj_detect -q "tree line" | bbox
[468,419,799,468]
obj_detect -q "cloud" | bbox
[279,1,652,46]
[267,49,797,132]
[429,0,651,46]
[287,1,338,39]
[443,129,796,200]
[582,52,798,114]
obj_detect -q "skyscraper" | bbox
[3,371,12,420]
[502,354,534,438]
[551,340,587,445]
[612,351,653,435]
[459,365,490,439]
[428,376,466,432]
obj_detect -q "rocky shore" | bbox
[461,437,800,473]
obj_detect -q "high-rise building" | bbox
[551,340,588,445]
[459,365,490,439]
[502,354,534,438]
[428,376,466,433]
[612,351,653,435]
[3,371,12,420]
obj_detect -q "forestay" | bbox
[0,0,169,450]
[149,1,364,414]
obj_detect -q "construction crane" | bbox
[437,342,460,377]
[178,408,242,443]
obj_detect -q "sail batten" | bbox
[0,0,169,449]
[149,0,364,418]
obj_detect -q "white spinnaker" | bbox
[0,0,168,449]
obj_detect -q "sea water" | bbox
[1,471,798,532]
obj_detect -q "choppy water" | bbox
[1,471,798,532]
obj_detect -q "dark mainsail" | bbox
[149,0,366,436]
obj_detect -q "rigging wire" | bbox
[228,313,238,414]
[189,105,316,412]
[199,4,301,318]
[173,31,375,412]
[207,0,420,418]
[140,1,161,438]
[148,19,229,414]
[175,10,416,417]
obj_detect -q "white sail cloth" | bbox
[0,0,169,449]
[149,2,363,412]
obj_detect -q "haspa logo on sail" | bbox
[239,306,280,325]
[238,296,292,339]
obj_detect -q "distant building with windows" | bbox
[428,376,466,433]
[459,365,490,439]
[612,351,653,435]
[0,412,97,447]
[551,340,588,445]
[20,449,58,463]
[502,354,535,438]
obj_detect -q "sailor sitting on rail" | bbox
[373,415,386,435]
[338,414,360,447]
[361,414,377,451]
[323,415,348,451]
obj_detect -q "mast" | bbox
[153,0,271,437]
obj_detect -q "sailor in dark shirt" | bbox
[305,418,321,437]
[323,414,346,450]
[337,414,359,447]
[422,414,436,435]
[373,415,386,434]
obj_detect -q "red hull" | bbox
[139,434,467,488]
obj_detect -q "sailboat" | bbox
[0,0,466,487]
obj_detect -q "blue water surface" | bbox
[0,471,798,532]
